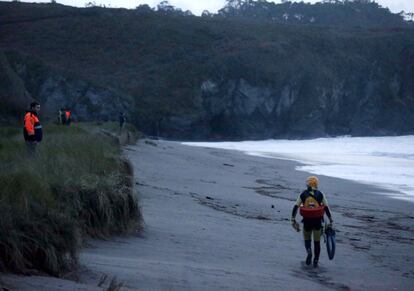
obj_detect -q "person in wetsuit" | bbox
[291,176,333,268]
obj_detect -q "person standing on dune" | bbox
[119,112,126,131]
[65,109,71,126]
[23,101,43,156]
[291,176,333,268]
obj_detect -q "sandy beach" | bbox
[3,139,414,290]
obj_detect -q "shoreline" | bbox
[235,150,414,203]
[2,139,413,290]
[182,136,414,203]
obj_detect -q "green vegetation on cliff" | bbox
[0,124,141,275]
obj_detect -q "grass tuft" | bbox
[0,123,141,276]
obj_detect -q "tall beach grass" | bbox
[0,123,141,276]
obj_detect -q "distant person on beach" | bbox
[23,101,43,156]
[291,176,333,268]
[119,112,126,130]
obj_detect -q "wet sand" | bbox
[3,139,414,290]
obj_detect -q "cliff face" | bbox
[136,69,414,140]
[1,51,131,122]
[196,73,414,140]
[1,2,414,139]
[0,51,31,120]
[160,41,414,140]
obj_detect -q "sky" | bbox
[11,0,414,15]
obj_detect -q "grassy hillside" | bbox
[0,123,141,275]
[1,1,413,139]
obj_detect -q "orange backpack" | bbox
[299,190,325,219]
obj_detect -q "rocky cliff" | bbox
[0,51,131,122]
[1,1,413,139]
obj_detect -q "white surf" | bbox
[183,136,414,202]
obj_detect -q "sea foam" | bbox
[183,136,414,202]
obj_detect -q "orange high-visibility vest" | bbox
[23,112,42,142]
[24,112,37,135]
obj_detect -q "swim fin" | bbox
[325,226,336,260]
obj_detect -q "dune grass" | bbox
[95,121,144,146]
[0,123,141,276]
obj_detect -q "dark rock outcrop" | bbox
[194,73,414,140]
[1,51,132,122]
[0,51,32,120]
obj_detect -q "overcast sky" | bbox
[13,1,414,15]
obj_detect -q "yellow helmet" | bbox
[306,176,319,189]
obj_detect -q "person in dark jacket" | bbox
[119,112,126,130]
[23,102,43,156]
